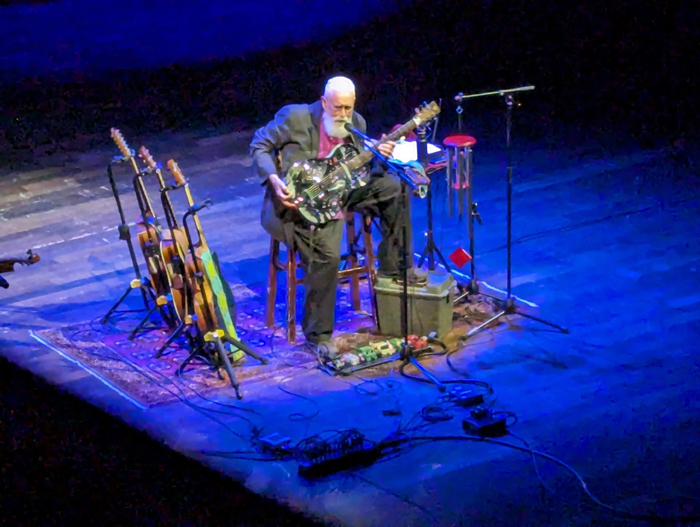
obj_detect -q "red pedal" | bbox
[449,247,472,268]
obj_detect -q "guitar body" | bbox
[183,247,242,360]
[285,144,369,225]
[283,102,442,225]
[160,227,191,319]
[136,221,169,297]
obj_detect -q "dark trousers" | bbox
[261,174,412,343]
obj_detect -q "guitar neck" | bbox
[344,115,422,171]
[182,184,209,250]
[155,168,180,229]
[134,175,159,224]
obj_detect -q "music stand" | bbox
[454,87,569,340]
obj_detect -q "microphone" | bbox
[343,123,388,162]
[344,122,371,141]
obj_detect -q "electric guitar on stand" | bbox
[167,159,267,398]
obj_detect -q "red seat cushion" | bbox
[443,134,477,148]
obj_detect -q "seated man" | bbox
[250,75,424,359]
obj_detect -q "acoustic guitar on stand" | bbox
[110,129,171,302]
[166,159,245,362]
[138,146,192,323]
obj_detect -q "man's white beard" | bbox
[323,112,351,138]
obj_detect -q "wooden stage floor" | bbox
[2,129,699,526]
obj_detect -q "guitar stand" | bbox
[102,160,154,323]
[101,277,159,326]
[156,314,194,357]
[177,333,230,386]
[177,330,254,399]
[221,334,268,365]
[128,294,173,340]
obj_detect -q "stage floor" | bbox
[2,129,699,526]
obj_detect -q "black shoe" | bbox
[304,339,340,361]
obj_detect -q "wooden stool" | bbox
[266,213,377,343]
[443,134,477,219]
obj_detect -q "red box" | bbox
[449,247,472,268]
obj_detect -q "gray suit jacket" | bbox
[249,100,368,181]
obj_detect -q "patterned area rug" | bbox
[33,279,499,407]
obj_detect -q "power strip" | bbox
[297,430,379,479]
[298,442,379,479]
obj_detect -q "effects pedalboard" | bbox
[320,336,432,375]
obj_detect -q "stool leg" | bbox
[287,247,297,343]
[346,214,361,311]
[362,216,378,326]
[266,239,278,329]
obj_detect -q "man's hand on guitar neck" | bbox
[376,134,397,159]
[268,174,297,209]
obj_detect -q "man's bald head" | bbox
[321,76,356,138]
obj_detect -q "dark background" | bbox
[1,0,698,166]
[1,0,698,524]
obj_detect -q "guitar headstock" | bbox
[167,159,187,187]
[0,250,40,273]
[415,101,441,125]
[139,146,158,173]
[26,249,40,265]
[110,128,133,160]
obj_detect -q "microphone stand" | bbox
[453,87,569,340]
[348,125,446,391]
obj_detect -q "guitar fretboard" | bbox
[341,115,423,172]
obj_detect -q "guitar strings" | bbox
[303,120,416,198]
[304,148,369,199]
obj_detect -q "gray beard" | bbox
[323,113,351,138]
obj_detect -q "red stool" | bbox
[443,134,477,218]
